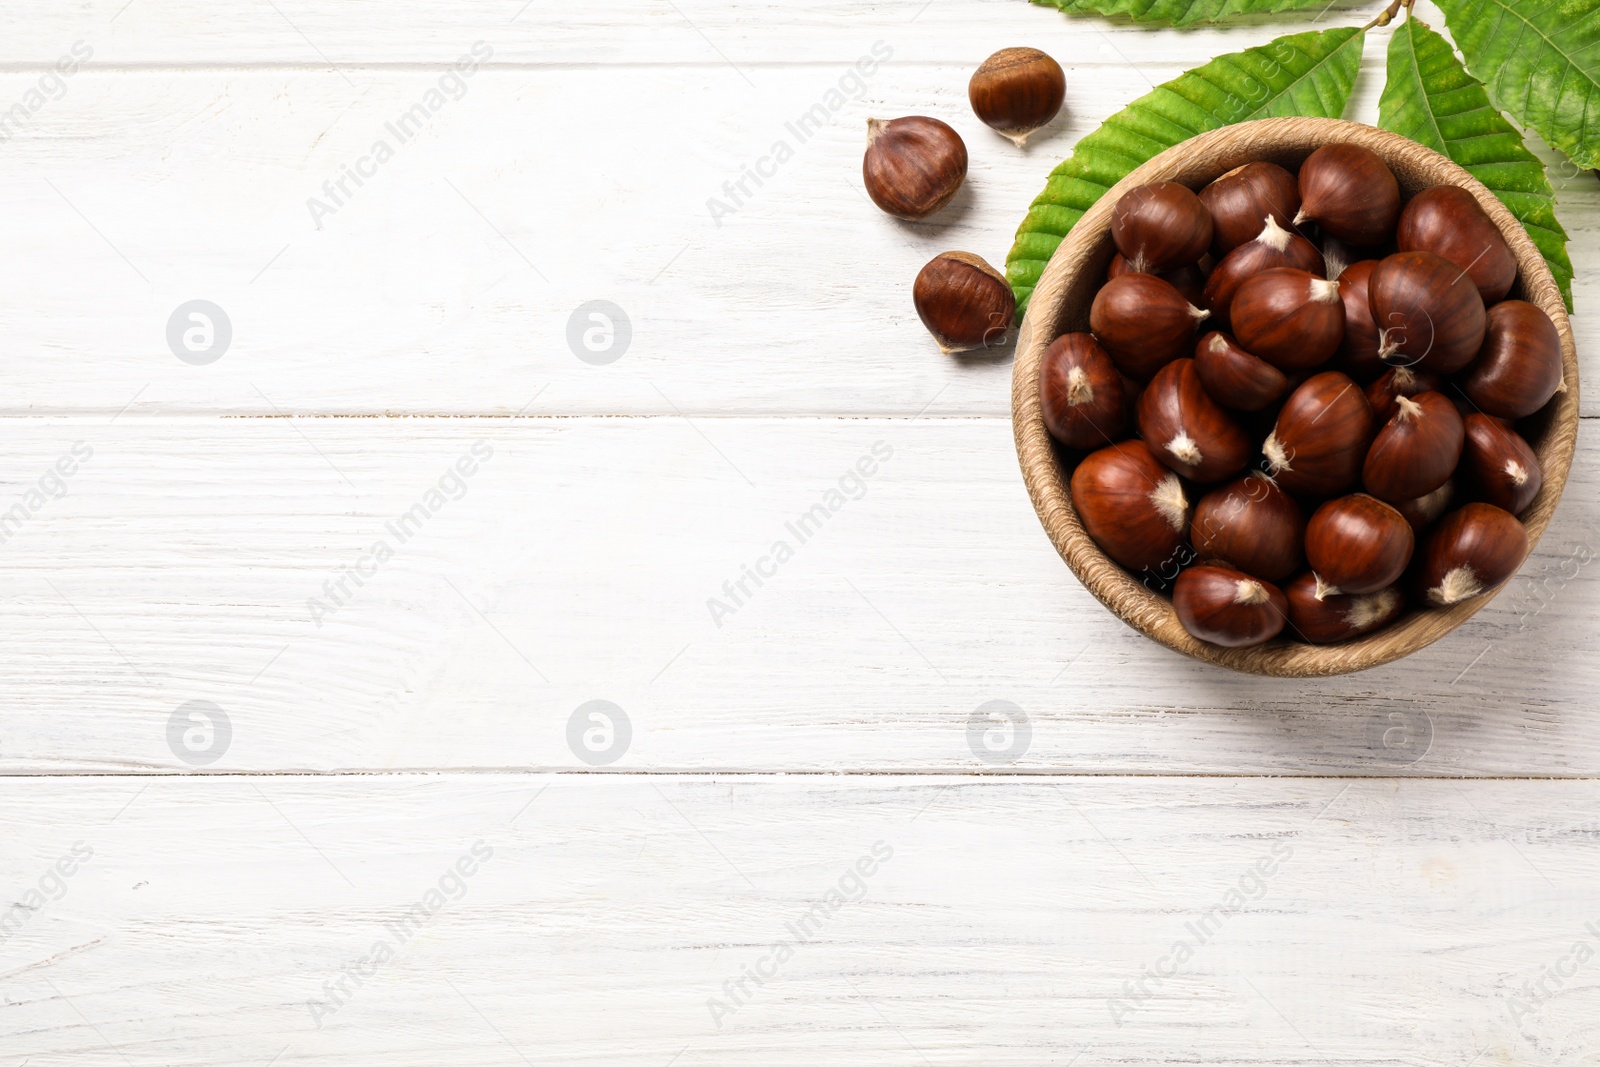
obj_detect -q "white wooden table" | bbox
[2,1,1597,1062]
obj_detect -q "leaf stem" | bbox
[1363,0,1407,29]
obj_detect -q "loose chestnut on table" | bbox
[1012,118,1577,676]
[968,47,1065,147]
[912,252,1015,354]
[862,116,967,221]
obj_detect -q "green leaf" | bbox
[1031,0,1331,28]
[1434,0,1600,171]
[1006,27,1365,319]
[1379,16,1574,310]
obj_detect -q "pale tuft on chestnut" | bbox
[1284,573,1404,644]
[1362,390,1464,503]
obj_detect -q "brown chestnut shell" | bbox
[1039,333,1126,450]
[1230,267,1345,372]
[1201,217,1325,328]
[1190,472,1305,582]
[1460,414,1542,515]
[1089,272,1210,381]
[1368,250,1487,374]
[1193,331,1290,412]
[1110,182,1214,275]
[1418,502,1528,607]
[968,47,1066,145]
[1396,185,1517,305]
[1263,371,1376,498]
[1305,493,1414,596]
[912,252,1015,353]
[1173,564,1288,647]
[1283,573,1405,644]
[1362,391,1464,503]
[1363,365,1442,424]
[1136,359,1252,484]
[1394,480,1456,539]
[1070,439,1191,574]
[1459,299,1564,420]
[1332,260,1384,381]
[1107,253,1209,310]
[863,116,968,221]
[1198,162,1302,258]
[1295,143,1401,246]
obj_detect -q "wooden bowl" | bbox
[1012,118,1579,676]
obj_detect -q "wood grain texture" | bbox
[4,774,1599,1065]
[3,1,1599,1061]
[0,416,1595,775]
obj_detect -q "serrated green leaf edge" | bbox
[1030,0,1331,28]
[1006,27,1365,319]
[1433,0,1600,172]
[1378,16,1574,311]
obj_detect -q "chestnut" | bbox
[1193,331,1290,412]
[1173,564,1287,647]
[1201,217,1325,327]
[1039,332,1126,449]
[1304,493,1414,597]
[1396,185,1516,305]
[1198,162,1301,258]
[1394,480,1456,538]
[1190,472,1305,582]
[1230,267,1345,372]
[1294,143,1401,246]
[863,116,968,220]
[1333,259,1384,381]
[1089,272,1209,381]
[969,47,1066,146]
[1362,391,1464,503]
[912,252,1015,353]
[1458,299,1564,419]
[1363,365,1442,424]
[1284,573,1404,644]
[1136,359,1251,484]
[1070,439,1191,573]
[1263,371,1375,498]
[1460,413,1542,515]
[1107,254,1208,309]
[1418,502,1528,607]
[1110,182,1213,274]
[1368,251,1487,374]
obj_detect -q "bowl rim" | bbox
[1011,117,1580,677]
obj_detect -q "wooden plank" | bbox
[1,414,1595,775]
[1,773,1595,1064]
[0,62,1592,418]
[0,0,1378,66]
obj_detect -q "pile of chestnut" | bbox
[1042,143,1564,648]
